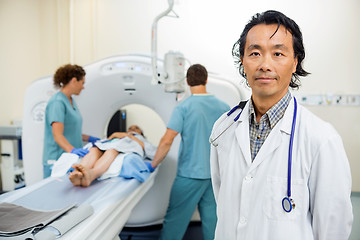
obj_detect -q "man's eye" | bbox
[250,52,260,56]
[274,52,283,57]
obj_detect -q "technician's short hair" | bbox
[186,64,207,87]
[232,10,310,89]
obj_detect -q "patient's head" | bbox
[127,125,144,136]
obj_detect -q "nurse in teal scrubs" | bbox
[43,64,99,178]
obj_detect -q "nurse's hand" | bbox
[71,148,89,157]
[88,136,100,143]
[144,161,156,172]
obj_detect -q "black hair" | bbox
[232,10,310,89]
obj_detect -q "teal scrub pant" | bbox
[43,164,52,178]
[159,176,217,240]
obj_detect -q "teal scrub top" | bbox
[167,94,229,179]
[43,91,83,165]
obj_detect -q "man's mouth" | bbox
[255,77,276,82]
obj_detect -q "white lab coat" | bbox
[210,98,353,240]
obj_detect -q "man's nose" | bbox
[258,55,273,72]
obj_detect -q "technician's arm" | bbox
[82,134,90,142]
[151,128,178,168]
[82,134,100,143]
[52,122,75,153]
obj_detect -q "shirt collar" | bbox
[249,90,292,129]
[192,93,213,96]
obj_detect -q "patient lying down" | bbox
[69,125,157,187]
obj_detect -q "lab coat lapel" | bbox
[249,98,294,171]
[235,104,252,167]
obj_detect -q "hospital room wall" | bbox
[0,0,70,125]
[0,0,360,190]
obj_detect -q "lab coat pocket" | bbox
[263,176,306,221]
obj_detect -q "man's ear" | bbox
[292,57,298,74]
[240,56,246,74]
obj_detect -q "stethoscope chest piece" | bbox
[282,196,295,213]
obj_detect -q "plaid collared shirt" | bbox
[249,91,291,161]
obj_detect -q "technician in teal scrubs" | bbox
[43,64,99,178]
[151,64,230,240]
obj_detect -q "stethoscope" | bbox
[209,101,247,147]
[210,97,298,213]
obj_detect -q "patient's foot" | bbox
[75,164,93,187]
[69,168,83,186]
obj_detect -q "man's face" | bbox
[241,24,298,102]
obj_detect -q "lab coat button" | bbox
[239,216,247,224]
[244,175,252,181]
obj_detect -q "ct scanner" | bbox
[0,54,247,239]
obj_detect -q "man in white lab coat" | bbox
[210,10,353,240]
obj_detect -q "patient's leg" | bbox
[69,169,83,186]
[69,147,103,186]
[80,147,104,169]
[78,149,119,187]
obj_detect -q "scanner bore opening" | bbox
[105,104,166,146]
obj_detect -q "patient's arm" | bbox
[108,132,145,150]
[108,132,128,139]
[127,134,145,150]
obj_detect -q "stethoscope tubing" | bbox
[209,105,243,145]
[287,97,297,198]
